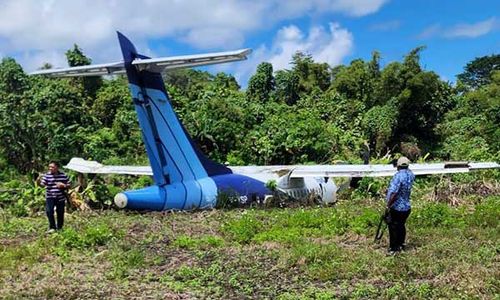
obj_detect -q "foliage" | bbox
[246,62,275,102]
[457,54,500,90]
[438,71,500,161]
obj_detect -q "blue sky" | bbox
[0,0,498,86]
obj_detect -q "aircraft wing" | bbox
[29,49,251,77]
[285,162,500,178]
[65,157,498,178]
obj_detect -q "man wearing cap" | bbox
[386,156,415,254]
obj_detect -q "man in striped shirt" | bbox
[40,161,70,232]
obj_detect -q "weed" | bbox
[107,248,145,279]
[350,283,379,299]
[172,234,225,249]
[54,223,117,250]
[411,202,460,228]
[469,196,499,227]
[220,212,262,243]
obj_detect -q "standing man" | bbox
[386,156,415,255]
[39,161,70,233]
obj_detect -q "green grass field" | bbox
[0,195,498,299]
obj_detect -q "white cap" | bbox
[397,156,410,167]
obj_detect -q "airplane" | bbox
[31,32,500,211]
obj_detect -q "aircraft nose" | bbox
[114,193,128,208]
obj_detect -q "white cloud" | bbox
[17,50,68,72]
[445,17,497,38]
[417,24,442,40]
[418,18,498,40]
[180,27,245,50]
[0,0,386,71]
[328,0,390,17]
[268,23,353,70]
[228,22,354,85]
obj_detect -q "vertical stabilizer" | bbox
[117,32,231,186]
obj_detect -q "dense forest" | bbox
[0,45,498,213]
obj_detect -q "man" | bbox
[386,156,415,255]
[39,161,70,233]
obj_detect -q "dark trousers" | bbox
[46,198,65,230]
[388,208,411,251]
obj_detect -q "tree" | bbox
[91,78,130,127]
[331,59,375,107]
[439,70,500,161]
[65,44,101,99]
[65,44,92,67]
[291,52,330,94]
[457,54,500,90]
[0,58,91,171]
[0,57,29,94]
[212,72,240,91]
[274,70,300,105]
[246,62,275,102]
[368,51,381,79]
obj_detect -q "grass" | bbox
[0,195,498,299]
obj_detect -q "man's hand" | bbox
[56,182,67,189]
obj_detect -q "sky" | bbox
[0,0,498,86]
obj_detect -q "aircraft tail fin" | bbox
[117,32,233,185]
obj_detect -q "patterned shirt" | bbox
[386,169,415,211]
[41,172,70,200]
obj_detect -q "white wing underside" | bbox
[30,49,252,77]
[65,158,499,177]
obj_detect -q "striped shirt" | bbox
[41,172,70,200]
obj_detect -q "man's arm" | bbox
[37,174,46,187]
[56,174,71,189]
[386,175,400,208]
[55,182,70,189]
[387,192,398,208]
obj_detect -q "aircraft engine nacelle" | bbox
[115,178,218,211]
[115,185,165,210]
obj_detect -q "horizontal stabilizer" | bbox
[30,61,126,77]
[65,158,152,176]
[29,49,251,77]
[133,48,252,72]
